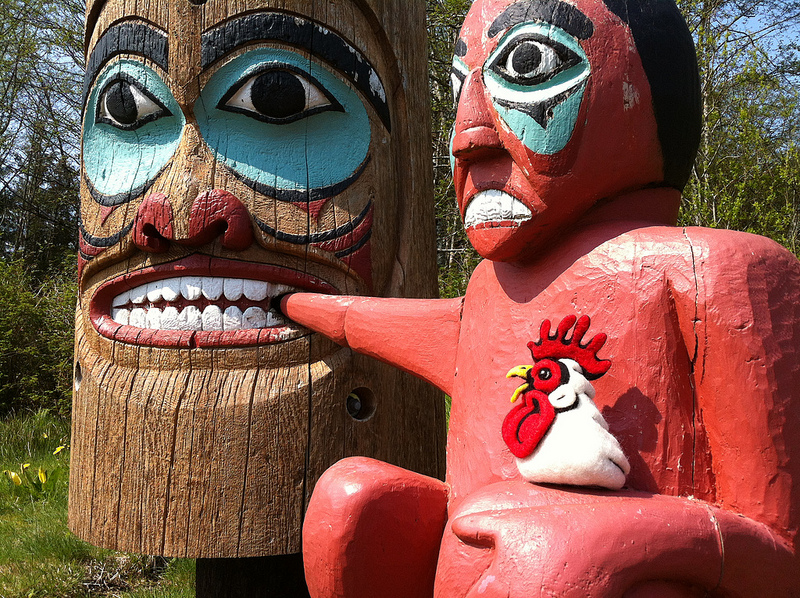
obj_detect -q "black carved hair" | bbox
[602,0,701,190]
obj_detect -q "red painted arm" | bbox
[436,482,798,597]
[303,457,449,598]
[281,294,464,396]
[672,231,800,548]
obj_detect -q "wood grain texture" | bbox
[71,0,444,558]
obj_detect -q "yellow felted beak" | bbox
[506,365,533,403]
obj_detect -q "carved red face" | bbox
[451,0,663,262]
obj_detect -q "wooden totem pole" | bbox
[70,0,444,592]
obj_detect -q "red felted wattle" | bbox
[502,389,556,459]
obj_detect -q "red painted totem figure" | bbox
[283,0,800,595]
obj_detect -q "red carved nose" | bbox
[451,70,504,160]
[132,190,254,253]
[186,190,253,251]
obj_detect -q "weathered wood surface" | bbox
[71,0,444,558]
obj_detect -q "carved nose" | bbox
[451,70,504,161]
[133,193,174,253]
[186,190,253,251]
[132,190,254,253]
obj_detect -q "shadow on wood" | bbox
[196,554,310,598]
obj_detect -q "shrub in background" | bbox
[0,258,76,416]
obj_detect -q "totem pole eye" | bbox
[489,35,580,87]
[220,66,343,124]
[96,76,172,131]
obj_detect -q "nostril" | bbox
[133,193,174,253]
[141,223,164,239]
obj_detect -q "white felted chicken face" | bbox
[503,316,630,490]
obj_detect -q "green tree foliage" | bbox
[678,0,800,253]
[0,259,76,415]
[0,1,82,415]
[427,0,479,298]
[0,0,83,276]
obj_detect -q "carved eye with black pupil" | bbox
[489,35,581,86]
[220,66,343,124]
[105,81,137,124]
[96,77,171,131]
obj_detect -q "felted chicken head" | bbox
[505,315,630,489]
[450,0,701,262]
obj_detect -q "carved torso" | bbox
[448,224,800,544]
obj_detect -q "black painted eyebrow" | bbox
[488,0,594,40]
[83,21,168,104]
[201,12,391,132]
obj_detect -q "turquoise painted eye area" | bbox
[83,60,184,203]
[196,48,371,202]
[488,35,581,87]
[483,22,590,156]
[219,66,343,125]
[96,75,172,131]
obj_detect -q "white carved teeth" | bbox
[180,277,202,301]
[129,308,146,328]
[224,278,244,301]
[223,306,243,330]
[243,306,268,328]
[184,305,202,330]
[110,276,294,332]
[202,305,223,331]
[202,278,223,301]
[463,190,532,229]
[244,280,268,301]
[112,290,130,308]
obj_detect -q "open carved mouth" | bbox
[89,255,337,348]
[463,189,532,229]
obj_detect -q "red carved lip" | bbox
[89,254,338,349]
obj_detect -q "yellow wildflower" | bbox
[53,446,66,455]
[8,471,21,485]
[38,468,47,484]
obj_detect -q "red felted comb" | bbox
[527,315,611,380]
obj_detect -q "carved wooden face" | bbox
[71,0,441,558]
[79,0,396,352]
[451,0,663,262]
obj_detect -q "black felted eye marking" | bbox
[219,65,344,125]
[489,34,581,86]
[538,367,552,380]
[96,75,172,131]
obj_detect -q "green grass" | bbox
[0,410,195,598]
